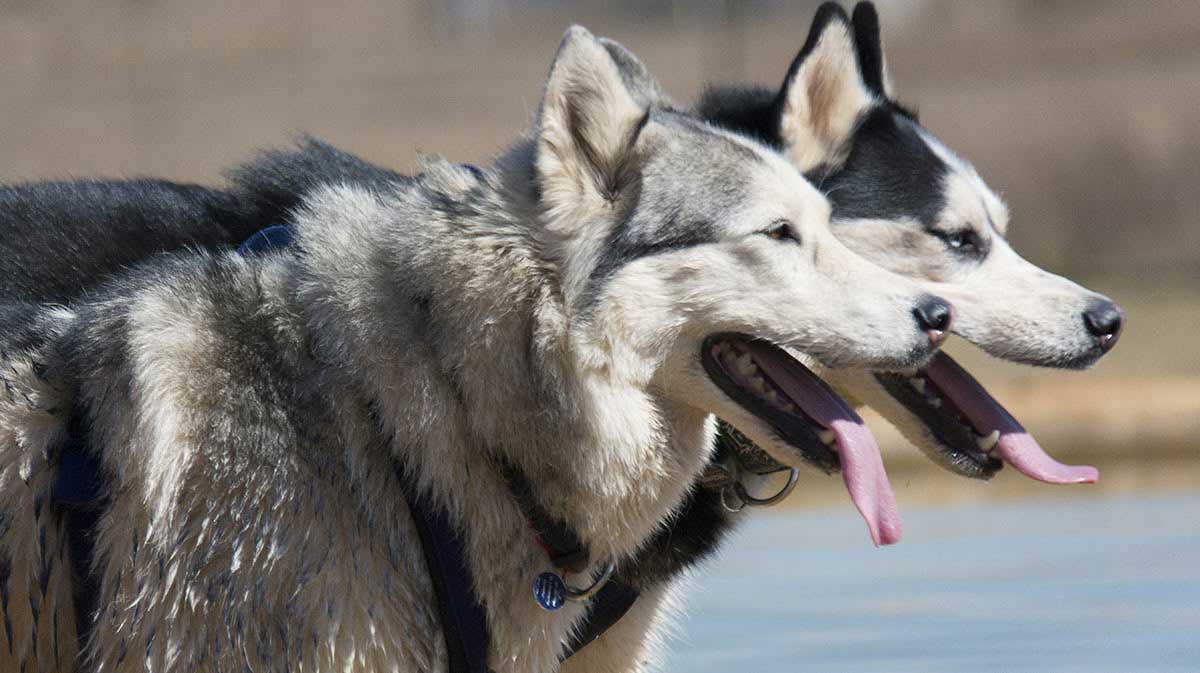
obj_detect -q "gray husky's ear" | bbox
[851,2,893,97]
[597,37,671,109]
[776,3,875,171]
[537,26,649,216]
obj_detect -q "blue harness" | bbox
[54,219,638,671]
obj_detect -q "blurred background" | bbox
[1,0,1196,670]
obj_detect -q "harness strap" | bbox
[498,461,590,574]
[563,580,640,657]
[52,413,105,642]
[395,466,492,673]
[236,224,293,255]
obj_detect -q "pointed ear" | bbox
[851,2,893,97]
[597,37,671,109]
[775,3,875,172]
[536,26,650,215]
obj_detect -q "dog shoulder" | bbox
[61,251,446,671]
[0,303,79,671]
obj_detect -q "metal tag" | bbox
[533,572,567,611]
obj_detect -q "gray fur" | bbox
[0,26,942,673]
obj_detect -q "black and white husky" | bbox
[570,5,1123,669]
[694,1,1122,478]
[0,26,951,673]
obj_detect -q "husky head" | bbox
[694,3,1123,483]
[532,27,955,544]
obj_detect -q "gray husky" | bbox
[0,26,950,673]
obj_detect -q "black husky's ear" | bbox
[851,2,892,97]
[774,2,875,172]
[537,26,649,217]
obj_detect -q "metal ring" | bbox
[565,559,615,602]
[732,467,800,508]
[720,485,747,513]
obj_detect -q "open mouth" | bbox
[875,352,1098,485]
[701,333,902,546]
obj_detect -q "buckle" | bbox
[709,424,801,512]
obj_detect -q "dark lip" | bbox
[700,333,839,474]
[978,344,1108,371]
[873,371,1003,479]
[1052,347,1109,371]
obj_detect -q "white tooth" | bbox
[737,354,757,376]
[976,429,1000,452]
[910,378,926,394]
[763,390,778,403]
[928,397,942,408]
[751,378,767,394]
[818,429,837,446]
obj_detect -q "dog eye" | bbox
[940,229,979,254]
[762,220,800,244]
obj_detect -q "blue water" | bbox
[669,493,1200,672]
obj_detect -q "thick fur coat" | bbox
[0,25,946,673]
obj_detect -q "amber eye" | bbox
[763,220,800,244]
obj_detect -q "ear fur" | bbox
[597,37,672,109]
[537,26,650,219]
[774,3,875,172]
[851,2,893,97]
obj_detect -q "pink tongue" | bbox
[829,419,903,546]
[924,352,1098,485]
[745,343,903,546]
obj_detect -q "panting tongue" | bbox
[924,352,1098,484]
[744,342,903,546]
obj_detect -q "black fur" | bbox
[694,85,782,149]
[819,106,948,229]
[697,5,949,232]
[0,302,47,354]
[226,137,408,222]
[0,179,262,304]
[0,138,406,307]
[616,485,731,590]
[851,2,887,96]
[672,91,949,237]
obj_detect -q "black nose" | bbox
[913,294,954,346]
[1082,300,1124,352]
